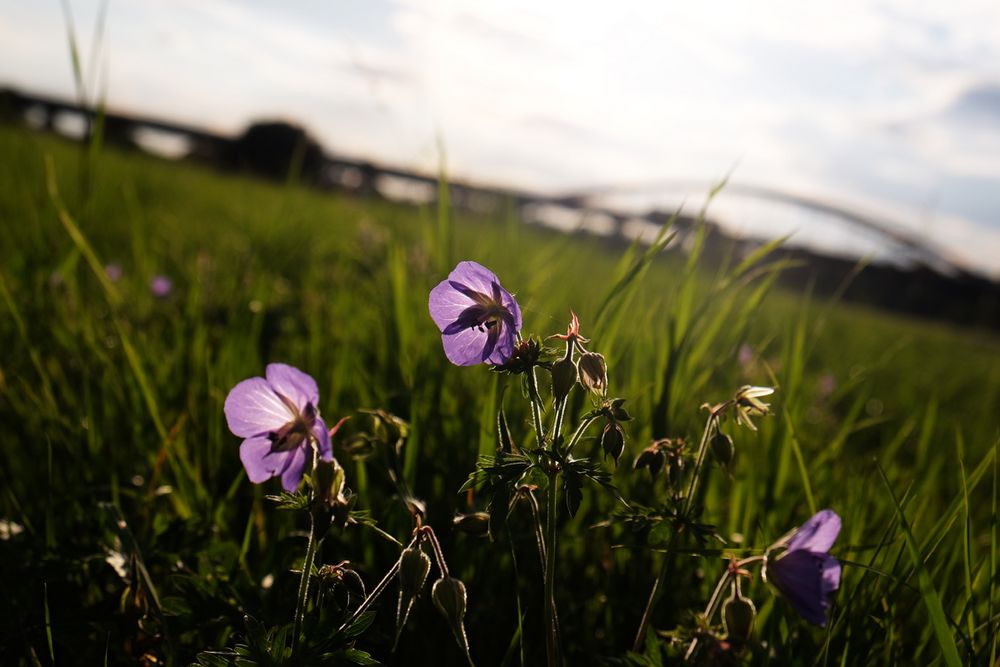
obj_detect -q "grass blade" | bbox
[876,459,964,667]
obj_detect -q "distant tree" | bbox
[228,120,325,183]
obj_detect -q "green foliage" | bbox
[0,125,998,664]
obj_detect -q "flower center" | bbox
[268,400,317,453]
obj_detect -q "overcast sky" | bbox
[2,0,999,275]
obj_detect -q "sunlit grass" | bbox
[0,124,998,664]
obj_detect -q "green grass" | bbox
[1,123,998,665]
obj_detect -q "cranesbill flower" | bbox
[224,363,333,492]
[428,261,522,366]
[763,509,842,626]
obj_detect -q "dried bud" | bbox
[452,512,491,537]
[577,351,608,396]
[733,385,774,431]
[710,431,735,468]
[633,444,666,479]
[723,585,756,644]
[604,397,632,422]
[601,421,625,464]
[550,354,577,402]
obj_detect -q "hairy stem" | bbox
[564,415,599,456]
[527,368,546,450]
[336,533,420,634]
[544,471,560,667]
[632,413,718,652]
[292,448,321,658]
[292,511,320,657]
[684,569,733,660]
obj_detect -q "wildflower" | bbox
[737,343,753,367]
[224,363,334,492]
[105,263,123,282]
[763,509,842,626]
[733,385,774,431]
[428,261,522,366]
[150,275,173,298]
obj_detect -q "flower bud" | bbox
[710,431,735,468]
[601,422,625,464]
[395,546,432,647]
[432,576,470,655]
[399,547,431,598]
[550,354,577,402]
[577,351,608,396]
[452,512,491,537]
[723,587,756,644]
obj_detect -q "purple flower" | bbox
[428,261,522,366]
[105,263,123,283]
[150,275,173,298]
[223,363,333,492]
[764,509,842,626]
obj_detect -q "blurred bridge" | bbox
[2,85,997,328]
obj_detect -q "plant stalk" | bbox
[292,511,320,657]
[632,413,718,652]
[544,470,560,667]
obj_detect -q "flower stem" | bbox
[292,448,322,658]
[632,413,718,652]
[336,533,420,634]
[564,415,598,456]
[684,569,733,660]
[527,368,546,450]
[292,511,320,658]
[544,470,560,667]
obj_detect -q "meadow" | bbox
[0,123,998,665]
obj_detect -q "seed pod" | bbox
[710,431,735,468]
[601,422,625,464]
[577,351,608,396]
[550,354,578,402]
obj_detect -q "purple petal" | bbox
[429,278,479,332]
[240,436,292,483]
[788,509,841,553]
[497,284,522,332]
[265,363,318,411]
[448,261,502,296]
[485,325,517,365]
[821,554,841,596]
[312,416,333,462]
[767,550,835,626]
[441,326,492,366]
[225,377,295,437]
[279,446,308,492]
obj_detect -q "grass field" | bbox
[1,123,998,666]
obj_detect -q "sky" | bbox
[2,0,999,275]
